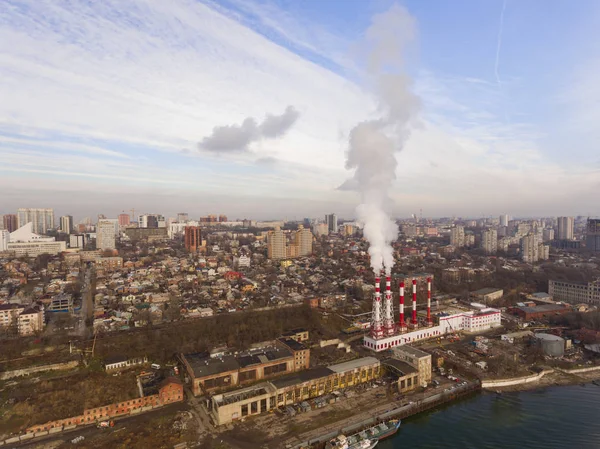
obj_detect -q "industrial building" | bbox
[509,303,571,321]
[390,345,432,387]
[471,288,504,304]
[6,223,66,257]
[363,276,501,352]
[208,357,381,426]
[549,279,600,306]
[181,339,310,396]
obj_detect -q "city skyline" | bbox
[1,1,600,217]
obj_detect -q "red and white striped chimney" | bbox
[371,276,384,339]
[427,277,432,326]
[398,281,406,330]
[412,278,418,327]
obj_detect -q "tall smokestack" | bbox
[398,281,406,331]
[384,275,394,336]
[411,278,418,328]
[371,276,384,339]
[427,277,432,326]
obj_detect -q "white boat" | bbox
[325,434,378,449]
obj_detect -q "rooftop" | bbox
[516,303,571,314]
[277,337,307,351]
[328,357,379,374]
[472,288,503,296]
[392,345,430,359]
[270,366,333,389]
[382,358,418,376]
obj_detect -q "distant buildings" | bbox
[0,230,9,251]
[138,214,166,228]
[293,225,313,256]
[543,228,555,242]
[118,213,131,226]
[60,215,73,234]
[177,212,189,223]
[549,279,600,306]
[267,227,286,260]
[69,234,86,249]
[2,214,18,233]
[267,226,313,260]
[7,223,66,257]
[325,213,337,234]
[499,214,509,227]
[587,219,600,252]
[520,233,549,263]
[450,225,465,248]
[96,220,117,250]
[184,226,202,252]
[311,223,328,237]
[0,304,45,336]
[17,208,54,234]
[557,216,574,240]
[481,228,497,254]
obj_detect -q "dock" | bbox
[285,381,481,449]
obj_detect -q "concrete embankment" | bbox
[287,383,480,449]
[480,370,554,389]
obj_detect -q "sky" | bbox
[1,0,599,221]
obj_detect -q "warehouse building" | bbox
[181,339,310,395]
[509,303,571,321]
[209,357,381,426]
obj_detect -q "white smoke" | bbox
[344,4,420,275]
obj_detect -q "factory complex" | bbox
[363,276,501,352]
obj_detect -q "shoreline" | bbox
[483,368,600,393]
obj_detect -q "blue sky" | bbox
[0,0,599,221]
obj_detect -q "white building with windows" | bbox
[96,220,116,250]
[363,308,501,352]
[8,223,66,257]
[0,230,9,251]
[549,280,600,306]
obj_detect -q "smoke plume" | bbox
[344,5,420,275]
[199,106,299,152]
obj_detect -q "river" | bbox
[378,384,600,449]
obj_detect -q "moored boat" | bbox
[325,434,378,449]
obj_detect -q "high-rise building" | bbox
[520,233,548,263]
[177,213,189,223]
[60,215,73,234]
[138,214,166,228]
[499,215,509,227]
[557,217,574,240]
[0,230,9,251]
[481,229,497,254]
[325,213,338,234]
[69,234,86,249]
[587,219,600,252]
[118,213,131,226]
[219,215,228,222]
[294,225,313,256]
[450,226,465,248]
[17,208,54,235]
[543,228,555,242]
[2,214,18,233]
[312,223,328,237]
[267,227,287,259]
[184,226,202,252]
[96,220,116,250]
